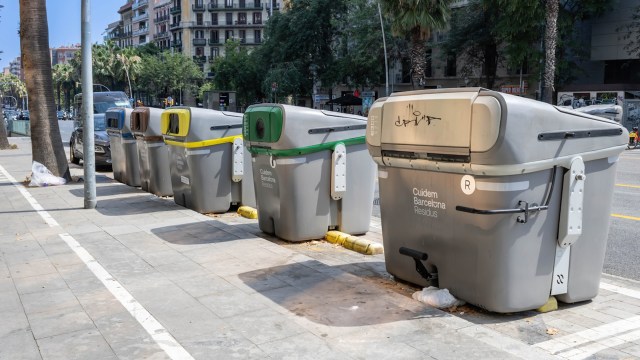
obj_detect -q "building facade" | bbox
[154,0,172,50]
[50,45,80,66]
[119,1,134,48]
[132,0,153,46]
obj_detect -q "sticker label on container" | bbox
[180,176,190,185]
[461,175,475,195]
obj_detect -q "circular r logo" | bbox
[461,175,475,195]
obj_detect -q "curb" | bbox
[325,230,384,255]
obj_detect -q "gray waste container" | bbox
[244,104,376,242]
[367,88,628,313]
[161,107,255,213]
[131,107,173,197]
[106,107,140,186]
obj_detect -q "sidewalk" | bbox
[1,138,639,360]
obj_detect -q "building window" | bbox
[195,30,204,39]
[226,13,232,25]
[238,13,246,24]
[211,47,219,58]
[225,0,233,8]
[254,30,261,43]
[445,53,456,77]
[210,30,219,43]
[196,13,203,25]
[425,49,432,78]
[253,12,262,24]
[211,13,218,25]
[239,30,246,43]
[195,47,204,56]
[239,0,246,8]
[225,30,233,41]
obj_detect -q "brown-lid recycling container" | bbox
[131,107,173,197]
[243,104,376,242]
[161,107,255,214]
[367,88,628,313]
[106,107,139,186]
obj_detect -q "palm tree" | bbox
[116,47,142,98]
[0,74,27,149]
[380,0,452,88]
[542,0,558,104]
[19,0,70,180]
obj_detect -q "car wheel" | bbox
[70,141,80,165]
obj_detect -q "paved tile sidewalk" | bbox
[1,139,640,359]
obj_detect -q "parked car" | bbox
[57,110,65,120]
[69,91,131,166]
[17,110,29,120]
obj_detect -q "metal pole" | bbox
[81,0,96,209]
[378,2,389,97]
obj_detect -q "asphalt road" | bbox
[604,149,640,281]
[52,120,640,281]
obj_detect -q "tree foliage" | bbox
[443,0,613,93]
[618,4,640,57]
[209,40,261,107]
[137,51,203,102]
[380,0,452,88]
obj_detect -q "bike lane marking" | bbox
[611,213,640,221]
[615,183,640,189]
[0,164,195,360]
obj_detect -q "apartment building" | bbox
[50,45,80,66]
[7,57,23,81]
[168,0,280,77]
[132,0,153,46]
[154,0,172,50]
[119,2,134,48]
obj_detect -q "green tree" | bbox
[0,74,27,149]
[116,47,142,98]
[19,0,70,180]
[137,51,203,105]
[380,0,452,89]
[210,40,262,108]
[52,63,76,112]
[256,0,347,102]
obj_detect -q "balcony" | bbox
[208,56,217,63]
[191,21,212,27]
[133,12,149,22]
[193,3,206,11]
[193,55,207,63]
[171,40,183,47]
[154,31,170,39]
[132,0,148,10]
[133,27,148,36]
[155,14,170,23]
[169,6,181,15]
[193,38,207,46]
[208,38,221,45]
[169,22,181,29]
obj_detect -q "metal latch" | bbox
[331,143,347,200]
[232,137,244,182]
[558,157,585,248]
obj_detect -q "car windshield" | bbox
[94,101,131,114]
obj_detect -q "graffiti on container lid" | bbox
[394,103,442,128]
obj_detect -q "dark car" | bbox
[69,91,131,166]
[56,110,65,120]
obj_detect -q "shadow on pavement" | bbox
[151,219,252,244]
[238,259,445,327]
[68,183,140,198]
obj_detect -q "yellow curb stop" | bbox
[536,296,558,313]
[237,206,258,219]
[325,231,384,255]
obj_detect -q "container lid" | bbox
[105,107,134,134]
[244,104,367,155]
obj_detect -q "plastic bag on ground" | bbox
[29,161,66,187]
[412,286,465,308]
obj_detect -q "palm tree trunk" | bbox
[410,34,427,89]
[0,107,11,149]
[20,0,70,180]
[543,0,559,104]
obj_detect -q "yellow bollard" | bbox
[536,296,558,313]
[237,206,258,219]
[325,231,384,255]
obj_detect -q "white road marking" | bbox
[600,281,640,300]
[0,164,194,360]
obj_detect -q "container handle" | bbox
[455,201,549,224]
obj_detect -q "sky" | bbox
[0,0,123,69]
